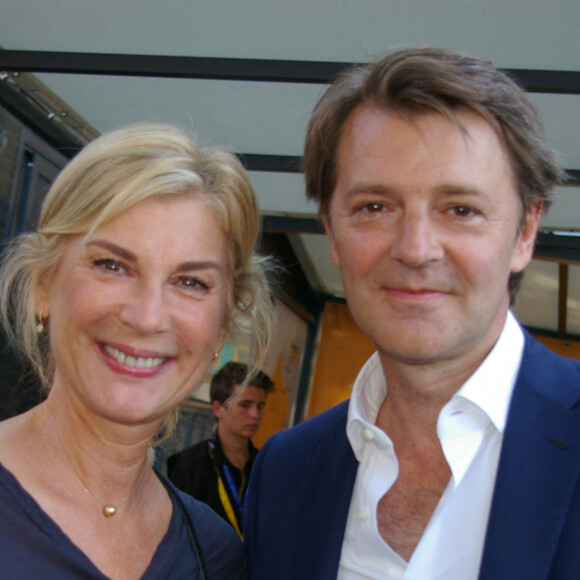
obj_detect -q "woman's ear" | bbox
[215,325,227,359]
[35,275,51,321]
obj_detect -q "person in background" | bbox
[244,47,580,580]
[0,123,273,579]
[167,361,274,538]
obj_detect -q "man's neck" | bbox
[216,429,250,470]
[375,344,492,445]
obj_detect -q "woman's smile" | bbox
[101,343,170,373]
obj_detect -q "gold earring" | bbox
[212,351,219,361]
[36,313,45,333]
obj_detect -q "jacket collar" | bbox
[479,332,580,578]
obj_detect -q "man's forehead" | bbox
[330,104,517,201]
[343,103,502,146]
[232,384,267,401]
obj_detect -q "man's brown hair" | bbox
[303,46,565,301]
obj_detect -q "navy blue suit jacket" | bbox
[244,333,580,579]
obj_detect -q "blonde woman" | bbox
[0,124,273,579]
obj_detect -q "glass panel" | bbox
[0,106,23,240]
[567,265,580,336]
[512,259,559,332]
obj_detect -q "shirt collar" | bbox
[452,310,524,435]
[346,311,525,459]
[347,352,387,460]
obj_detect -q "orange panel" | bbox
[307,302,376,419]
[252,355,289,448]
[532,335,580,360]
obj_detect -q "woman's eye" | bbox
[179,276,210,293]
[93,258,125,273]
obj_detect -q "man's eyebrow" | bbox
[434,184,486,196]
[343,183,490,200]
[339,183,394,204]
[345,183,393,197]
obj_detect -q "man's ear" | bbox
[510,201,543,274]
[322,214,342,269]
[212,400,224,420]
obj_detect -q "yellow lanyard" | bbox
[208,440,245,539]
[215,469,243,539]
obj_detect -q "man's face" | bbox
[325,105,541,369]
[214,385,267,440]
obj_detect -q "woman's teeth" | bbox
[103,345,166,368]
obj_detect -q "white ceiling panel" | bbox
[249,172,314,216]
[32,74,326,156]
[1,0,580,69]
[530,94,580,168]
[541,187,580,231]
[1,0,579,319]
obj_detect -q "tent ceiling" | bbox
[1,1,579,319]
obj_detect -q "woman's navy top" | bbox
[0,462,246,579]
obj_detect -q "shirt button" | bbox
[362,428,374,442]
[358,507,370,521]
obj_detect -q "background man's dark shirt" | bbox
[167,434,258,534]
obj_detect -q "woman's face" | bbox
[38,195,230,428]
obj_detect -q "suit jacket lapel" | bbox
[293,401,359,579]
[479,335,580,579]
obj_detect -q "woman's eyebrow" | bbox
[178,261,224,273]
[86,240,135,261]
[87,239,224,273]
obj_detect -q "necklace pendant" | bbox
[103,504,117,517]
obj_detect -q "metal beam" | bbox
[566,169,580,185]
[0,50,348,84]
[238,153,302,174]
[535,231,580,264]
[558,263,569,338]
[2,50,580,93]
[0,75,85,155]
[261,215,324,234]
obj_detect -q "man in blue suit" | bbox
[244,47,580,579]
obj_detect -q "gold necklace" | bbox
[60,449,117,518]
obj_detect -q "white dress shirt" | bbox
[338,312,524,580]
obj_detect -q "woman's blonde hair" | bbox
[0,123,274,393]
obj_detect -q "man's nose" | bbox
[389,212,444,267]
[249,405,262,419]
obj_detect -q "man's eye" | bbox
[450,206,476,217]
[358,202,385,213]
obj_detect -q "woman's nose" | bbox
[119,283,169,335]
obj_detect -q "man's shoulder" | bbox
[520,333,580,406]
[262,400,350,456]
